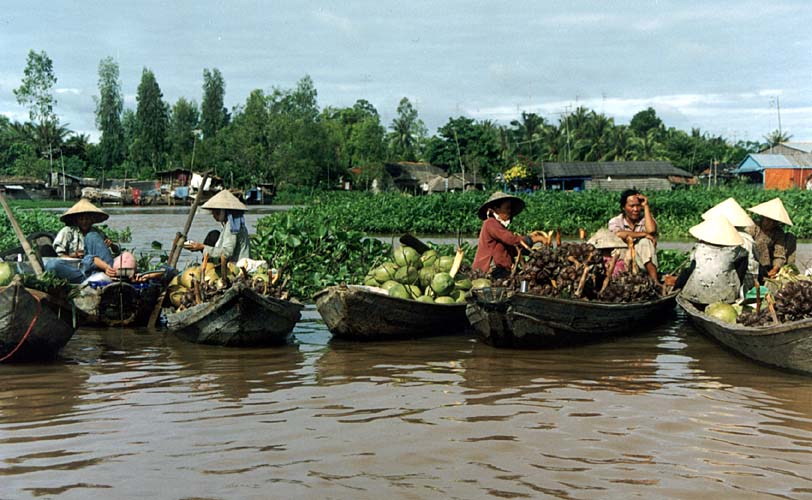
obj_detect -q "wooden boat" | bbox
[466,287,678,348]
[677,295,812,374]
[0,276,75,362]
[313,284,471,340]
[73,280,164,327]
[165,280,303,347]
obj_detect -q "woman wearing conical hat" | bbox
[472,192,545,279]
[702,197,759,293]
[678,216,747,306]
[184,190,250,263]
[746,198,795,279]
[44,198,116,283]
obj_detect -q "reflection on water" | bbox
[2,316,812,496]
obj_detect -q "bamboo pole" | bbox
[0,190,44,276]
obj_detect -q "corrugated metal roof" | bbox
[782,142,812,153]
[734,153,812,174]
[537,161,694,179]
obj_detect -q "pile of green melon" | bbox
[0,262,16,287]
[362,246,490,304]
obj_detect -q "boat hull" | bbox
[677,295,812,374]
[467,287,677,348]
[314,285,471,340]
[166,282,303,347]
[73,281,164,327]
[0,279,75,362]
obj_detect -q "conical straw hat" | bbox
[60,198,109,224]
[587,228,626,249]
[689,216,743,246]
[747,198,793,226]
[477,191,525,220]
[201,189,247,211]
[701,198,754,228]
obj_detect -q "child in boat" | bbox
[587,228,627,277]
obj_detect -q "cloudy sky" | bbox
[1,0,810,143]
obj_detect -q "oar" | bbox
[399,233,431,254]
[147,173,210,329]
[0,189,44,277]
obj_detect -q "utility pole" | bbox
[452,126,465,190]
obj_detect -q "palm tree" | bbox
[763,129,793,148]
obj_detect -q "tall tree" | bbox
[168,98,200,168]
[14,49,59,175]
[94,56,125,170]
[201,68,228,140]
[630,107,664,139]
[133,68,168,174]
[387,97,426,162]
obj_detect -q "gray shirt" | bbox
[203,222,250,262]
[680,242,747,305]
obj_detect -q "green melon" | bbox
[394,246,421,268]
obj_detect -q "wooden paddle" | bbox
[0,189,44,276]
[147,173,210,330]
[399,233,431,254]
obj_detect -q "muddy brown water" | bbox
[2,208,812,499]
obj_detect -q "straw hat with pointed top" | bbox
[60,198,109,224]
[701,197,754,228]
[689,216,743,246]
[477,191,525,220]
[747,198,793,226]
[587,228,626,250]
[201,190,247,212]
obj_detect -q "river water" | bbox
[2,208,812,499]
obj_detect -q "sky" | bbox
[1,0,810,144]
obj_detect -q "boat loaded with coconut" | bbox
[163,255,303,346]
[314,236,481,340]
[466,230,678,348]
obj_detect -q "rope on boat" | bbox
[0,292,42,363]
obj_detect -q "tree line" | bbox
[1,49,791,190]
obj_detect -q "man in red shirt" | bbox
[473,192,544,279]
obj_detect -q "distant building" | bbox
[0,177,54,200]
[532,161,697,191]
[734,153,812,190]
[384,162,485,194]
[758,142,812,156]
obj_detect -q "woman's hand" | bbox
[104,266,118,278]
[184,241,204,252]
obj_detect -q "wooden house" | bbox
[734,153,812,189]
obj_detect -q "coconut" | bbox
[169,288,187,308]
[705,302,738,324]
[180,266,202,289]
[471,278,492,290]
[454,278,472,291]
[388,283,410,299]
[393,246,421,268]
[0,262,16,286]
[421,249,438,268]
[395,266,418,285]
[416,295,434,303]
[419,267,435,288]
[434,296,456,304]
[450,289,465,301]
[203,268,219,284]
[373,262,398,282]
[430,272,454,296]
[381,280,401,291]
[406,284,422,298]
[364,277,379,287]
[437,256,454,273]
